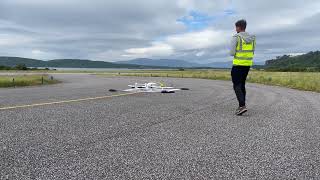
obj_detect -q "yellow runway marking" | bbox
[0,92,140,111]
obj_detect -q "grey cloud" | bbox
[0,0,187,60]
[0,0,319,62]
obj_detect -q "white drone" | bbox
[109,82,189,93]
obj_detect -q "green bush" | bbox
[15,64,28,70]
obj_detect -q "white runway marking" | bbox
[0,92,140,111]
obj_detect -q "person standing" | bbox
[230,19,256,116]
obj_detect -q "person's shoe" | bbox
[235,106,248,116]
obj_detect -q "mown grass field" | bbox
[0,75,59,88]
[98,69,320,93]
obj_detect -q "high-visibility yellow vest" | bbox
[233,35,256,66]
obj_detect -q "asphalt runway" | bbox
[1,74,320,179]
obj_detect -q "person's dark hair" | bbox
[235,19,247,30]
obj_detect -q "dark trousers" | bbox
[231,66,250,107]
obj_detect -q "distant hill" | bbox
[118,58,203,68]
[0,57,47,67]
[204,61,233,68]
[119,58,265,68]
[0,57,164,69]
[45,59,148,68]
[0,56,267,69]
[265,51,320,71]
[119,58,236,68]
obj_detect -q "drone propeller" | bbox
[161,90,175,93]
[180,88,190,90]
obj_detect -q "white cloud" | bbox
[196,51,205,57]
[165,29,229,50]
[177,0,229,14]
[122,28,229,58]
[121,28,230,59]
[0,34,34,46]
[28,49,60,60]
[288,53,305,57]
[31,49,44,55]
[123,42,174,58]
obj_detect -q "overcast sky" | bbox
[0,0,319,63]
